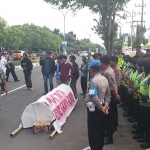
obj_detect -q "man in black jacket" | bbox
[70,55,79,99]
[40,51,55,95]
[21,53,33,91]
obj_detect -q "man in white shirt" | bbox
[0,51,8,93]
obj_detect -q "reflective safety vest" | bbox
[135,72,145,88]
[140,74,150,103]
[117,54,124,68]
[132,70,139,85]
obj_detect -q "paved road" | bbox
[0,56,143,150]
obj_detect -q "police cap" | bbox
[89,60,101,68]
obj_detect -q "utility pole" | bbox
[135,0,147,44]
[126,10,136,49]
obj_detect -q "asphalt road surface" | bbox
[0,56,89,150]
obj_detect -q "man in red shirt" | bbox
[59,55,75,85]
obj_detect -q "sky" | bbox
[0,0,150,45]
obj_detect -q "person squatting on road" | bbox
[21,53,33,91]
[6,50,20,82]
[59,55,75,85]
[0,68,8,110]
[40,51,55,95]
[100,55,120,145]
[69,55,79,99]
[85,60,111,150]
[80,56,89,98]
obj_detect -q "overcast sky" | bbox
[0,0,149,45]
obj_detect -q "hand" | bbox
[24,67,27,71]
[4,87,8,94]
[8,66,11,69]
[102,106,109,115]
[116,94,121,101]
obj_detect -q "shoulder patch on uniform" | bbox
[104,73,109,78]
[115,69,119,76]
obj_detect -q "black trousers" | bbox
[6,65,18,81]
[70,78,77,98]
[24,73,32,88]
[81,76,87,94]
[87,107,105,150]
[137,104,150,134]
[105,96,118,137]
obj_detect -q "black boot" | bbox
[104,136,113,145]
[140,143,150,149]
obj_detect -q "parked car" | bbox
[80,51,88,57]
[13,50,26,60]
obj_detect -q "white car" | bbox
[80,51,88,57]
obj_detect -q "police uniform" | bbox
[85,60,111,150]
[134,60,150,149]
[0,68,6,110]
[101,66,117,143]
[116,53,124,68]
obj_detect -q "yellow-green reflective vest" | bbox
[140,74,150,102]
[135,72,145,88]
[117,54,124,68]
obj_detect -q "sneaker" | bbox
[24,87,29,90]
[75,99,78,101]
[83,94,86,98]
[30,88,33,91]
[43,93,47,95]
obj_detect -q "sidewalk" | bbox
[83,107,143,150]
[103,107,142,150]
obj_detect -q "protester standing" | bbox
[70,55,79,99]
[21,53,33,91]
[136,45,145,58]
[80,56,89,98]
[6,50,20,82]
[87,54,93,80]
[40,51,55,95]
[85,60,111,150]
[59,55,74,85]
[55,56,61,87]
[0,67,8,110]
[0,51,7,93]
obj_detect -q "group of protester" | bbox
[1,45,150,150]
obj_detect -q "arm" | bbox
[52,59,55,75]
[21,60,24,68]
[104,86,111,106]
[1,70,8,94]
[70,64,75,75]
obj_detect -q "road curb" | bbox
[15,63,40,71]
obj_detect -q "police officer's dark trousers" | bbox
[105,95,118,137]
[87,107,105,150]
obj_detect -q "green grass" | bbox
[14,59,39,66]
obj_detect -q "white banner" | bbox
[20,84,77,133]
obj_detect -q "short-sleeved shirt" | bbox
[0,68,6,84]
[101,66,116,91]
[113,66,122,87]
[81,62,89,77]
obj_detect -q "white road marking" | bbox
[1,85,26,97]
[82,146,90,150]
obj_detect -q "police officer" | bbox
[135,45,145,58]
[100,55,120,145]
[115,47,125,68]
[110,56,122,126]
[85,60,111,150]
[0,68,8,110]
[132,55,150,149]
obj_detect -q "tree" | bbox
[4,26,24,50]
[0,17,7,48]
[44,0,130,55]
